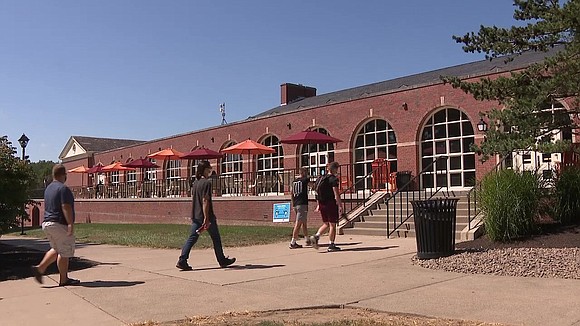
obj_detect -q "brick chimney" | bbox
[280,83,316,105]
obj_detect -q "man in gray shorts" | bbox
[289,168,312,249]
[32,164,80,286]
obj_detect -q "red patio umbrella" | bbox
[101,161,136,172]
[220,139,275,156]
[281,130,342,175]
[122,158,160,169]
[68,165,90,187]
[86,162,105,174]
[179,147,224,160]
[280,130,342,144]
[147,148,184,160]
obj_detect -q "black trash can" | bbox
[396,171,412,191]
[411,198,459,259]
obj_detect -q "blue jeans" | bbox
[178,218,227,265]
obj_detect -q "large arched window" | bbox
[420,108,475,189]
[257,135,284,194]
[220,141,243,195]
[354,119,397,188]
[300,128,335,177]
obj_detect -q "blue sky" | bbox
[0,0,519,162]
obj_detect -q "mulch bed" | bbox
[456,223,580,250]
[0,243,99,282]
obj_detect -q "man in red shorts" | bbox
[310,161,342,252]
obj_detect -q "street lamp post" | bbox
[18,133,30,235]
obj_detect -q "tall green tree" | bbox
[0,136,36,232]
[29,160,57,189]
[443,0,580,160]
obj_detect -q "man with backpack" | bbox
[310,161,342,252]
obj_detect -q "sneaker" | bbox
[309,235,319,249]
[327,244,341,252]
[59,278,80,286]
[31,266,43,284]
[289,242,303,249]
[176,261,193,271]
[219,257,236,268]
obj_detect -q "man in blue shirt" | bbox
[32,164,80,286]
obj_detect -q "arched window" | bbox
[257,135,284,194]
[353,119,397,188]
[300,128,335,177]
[220,141,243,195]
[420,108,475,189]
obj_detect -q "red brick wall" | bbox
[27,198,323,226]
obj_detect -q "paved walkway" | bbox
[1,235,579,326]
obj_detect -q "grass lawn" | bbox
[5,223,315,249]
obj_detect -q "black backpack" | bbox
[315,174,333,201]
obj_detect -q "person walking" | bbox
[310,162,342,252]
[176,161,236,270]
[31,164,80,286]
[289,167,312,249]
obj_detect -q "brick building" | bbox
[47,49,575,228]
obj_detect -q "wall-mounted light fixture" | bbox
[477,118,488,132]
[211,137,215,143]
[287,123,292,130]
[402,102,408,111]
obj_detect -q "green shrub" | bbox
[554,166,580,225]
[478,169,542,242]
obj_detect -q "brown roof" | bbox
[73,136,145,152]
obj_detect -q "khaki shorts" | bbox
[294,205,308,221]
[42,221,75,258]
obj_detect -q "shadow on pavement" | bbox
[76,280,145,288]
[190,264,285,272]
[337,245,399,252]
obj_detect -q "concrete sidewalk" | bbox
[1,235,579,326]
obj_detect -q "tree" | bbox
[0,136,36,232]
[29,160,57,189]
[442,0,580,160]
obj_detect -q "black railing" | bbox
[385,156,449,238]
[339,165,389,220]
[467,153,510,230]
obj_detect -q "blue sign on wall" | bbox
[273,202,291,223]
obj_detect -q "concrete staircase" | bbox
[340,190,483,241]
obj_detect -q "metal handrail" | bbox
[338,165,388,223]
[385,156,449,238]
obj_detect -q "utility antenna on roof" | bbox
[219,103,227,125]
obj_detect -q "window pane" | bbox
[448,109,460,121]
[436,174,447,187]
[434,125,447,139]
[436,141,446,154]
[377,119,387,130]
[377,132,387,145]
[462,121,474,135]
[464,171,476,186]
[449,139,461,153]
[388,145,397,159]
[450,156,461,170]
[366,148,375,161]
[422,158,434,171]
[434,110,446,123]
[422,174,434,188]
[365,121,375,132]
[463,154,476,170]
[463,137,474,152]
[355,149,364,161]
[450,173,462,186]
[355,135,364,147]
[365,134,375,146]
[377,147,388,159]
[448,122,461,137]
[388,130,396,143]
[421,127,432,141]
[422,142,433,156]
